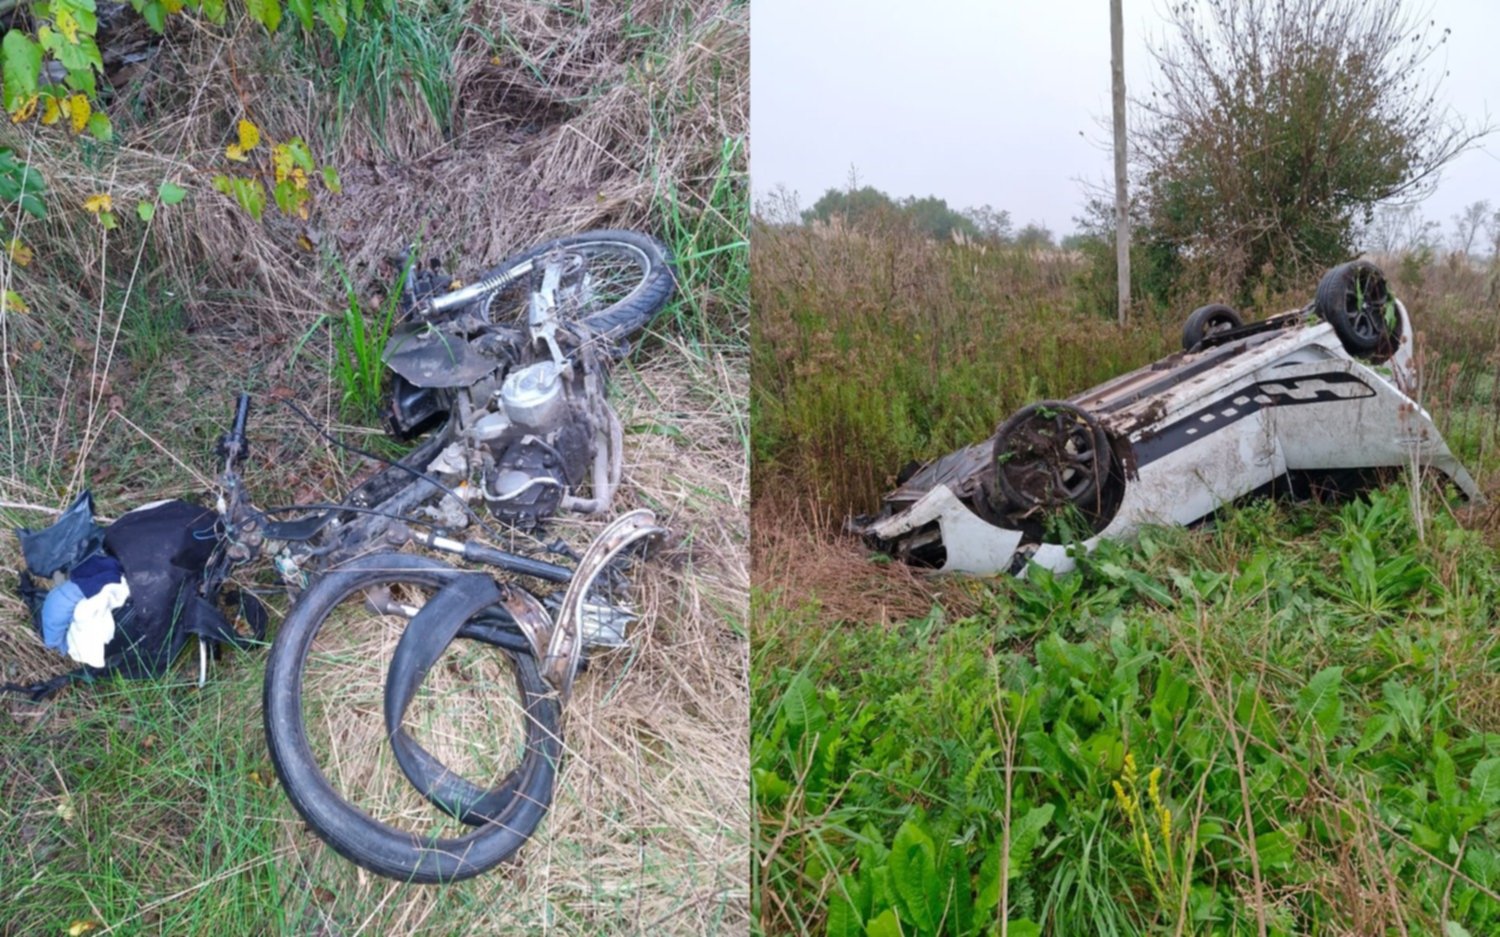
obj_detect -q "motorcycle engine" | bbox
[467,359,596,529]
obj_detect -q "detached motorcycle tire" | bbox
[263,553,561,883]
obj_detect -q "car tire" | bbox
[990,401,1112,514]
[1181,304,1244,351]
[1315,260,1400,361]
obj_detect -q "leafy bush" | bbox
[755,491,1500,935]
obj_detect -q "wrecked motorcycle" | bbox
[209,230,676,882]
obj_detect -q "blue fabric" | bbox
[16,491,104,578]
[70,554,124,598]
[40,581,85,652]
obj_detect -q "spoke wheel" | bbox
[475,230,676,347]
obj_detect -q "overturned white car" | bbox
[851,261,1480,575]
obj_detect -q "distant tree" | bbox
[962,204,1013,242]
[1363,204,1440,257]
[1059,232,1092,252]
[899,195,980,241]
[801,186,898,227]
[1014,222,1056,251]
[801,186,984,242]
[1451,200,1491,255]
[1134,0,1487,303]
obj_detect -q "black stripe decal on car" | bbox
[1133,372,1374,467]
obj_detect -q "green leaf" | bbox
[1007,803,1055,878]
[779,673,819,737]
[138,0,167,32]
[321,165,342,193]
[825,895,861,937]
[2,30,42,111]
[865,908,901,937]
[1007,921,1042,937]
[1470,758,1500,807]
[86,111,111,141]
[136,200,154,222]
[1434,747,1459,806]
[246,0,282,31]
[1254,828,1297,870]
[285,137,315,173]
[975,844,1000,913]
[316,0,348,41]
[158,181,187,205]
[1296,666,1344,739]
[199,0,227,23]
[1353,712,1397,755]
[287,0,314,30]
[889,819,936,932]
[215,175,265,221]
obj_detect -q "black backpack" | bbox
[7,493,265,700]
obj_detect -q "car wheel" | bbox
[1315,260,1400,361]
[1181,303,1244,351]
[990,401,1112,514]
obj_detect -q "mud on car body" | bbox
[851,261,1480,575]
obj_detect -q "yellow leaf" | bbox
[225,144,248,162]
[7,239,32,266]
[82,193,113,214]
[67,921,99,936]
[40,96,60,125]
[9,94,38,124]
[3,290,28,314]
[291,167,308,190]
[489,54,502,66]
[296,235,314,252]
[271,145,292,184]
[56,8,80,43]
[67,94,91,135]
[237,118,261,153]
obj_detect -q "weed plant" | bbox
[754,491,1500,936]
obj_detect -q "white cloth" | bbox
[66,581,130,668]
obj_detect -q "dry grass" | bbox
[0,0,746,932]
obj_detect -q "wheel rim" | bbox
[1341,272,1388,344]
[997,405,1106,508]
[483,240,654,327]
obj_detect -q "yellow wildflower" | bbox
[82,193,113,214]
[41,96,60,126]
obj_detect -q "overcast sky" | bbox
[750,0,1500,238]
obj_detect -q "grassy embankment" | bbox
[752,216,1500,936]
[0,1,748,933]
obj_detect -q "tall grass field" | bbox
[751,215,1500,935]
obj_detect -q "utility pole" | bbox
[1111,0,1130,327]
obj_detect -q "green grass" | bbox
[323,0,468,148]
[753,490,1500,936]
[750,222,1180,521]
